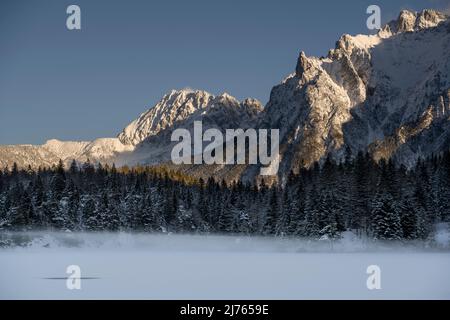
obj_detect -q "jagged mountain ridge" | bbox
[251,9,450,178]
[1,9,450,183]
[118,89,262,146]
[0,90,262,169]
[114,89,263,167]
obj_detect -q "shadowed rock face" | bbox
[1,9,450,184]
[251,9,450,180]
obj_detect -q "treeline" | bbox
[0,152,450,240]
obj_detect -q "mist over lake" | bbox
[1,231,449,299]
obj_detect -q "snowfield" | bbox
[0,232,449,300]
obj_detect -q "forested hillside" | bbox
[1,152,450,241]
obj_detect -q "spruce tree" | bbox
[262,187,279,235]
[371,192,403,240]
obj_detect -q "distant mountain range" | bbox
[1,9,450,182]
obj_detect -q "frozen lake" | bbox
[0,232,449,299]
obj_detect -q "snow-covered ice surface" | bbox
[0,232,449,300]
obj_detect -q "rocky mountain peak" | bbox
[295,51,314,79]
[397,9,417,32]
[242,98,263,110]
[380,9,448,36]
[416,9,447,29]
[252,8,450,179]
[117,89,213,146]
[117,89,262,146]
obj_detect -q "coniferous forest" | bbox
[1,151,450,241]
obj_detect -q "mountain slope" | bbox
[115,89,263,167]
[118,89,214,146]
[252,9,450,179]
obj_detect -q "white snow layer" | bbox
[0,232,449,299]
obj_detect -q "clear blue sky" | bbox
[1,0,449,144]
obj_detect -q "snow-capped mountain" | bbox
[114,89,262,167]
[1,9,450,183]
[252,9,450,178]
[118,89,261,146]
[0,138,133,169]
[0,89,262,169]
